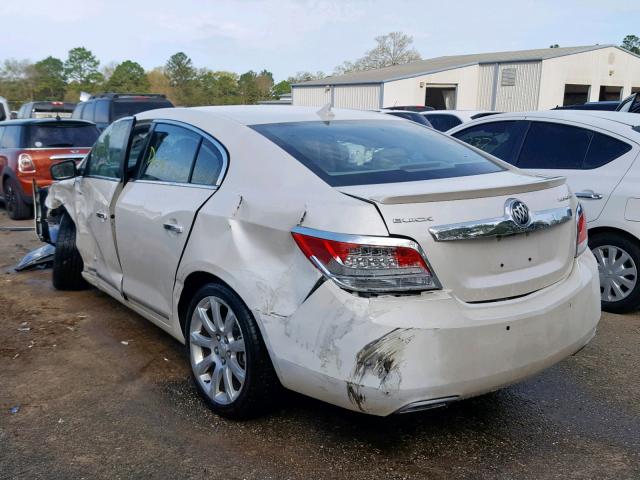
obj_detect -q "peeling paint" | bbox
[346,328,415,412]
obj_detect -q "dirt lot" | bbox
[1,209,639,480]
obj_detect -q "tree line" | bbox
[1,33,638,110]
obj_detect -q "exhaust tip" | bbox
[395,396,459,414]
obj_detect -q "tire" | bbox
[185,283,280,419]
[52,213,89,291]
[3,177,32,220]
[589,231,640,314]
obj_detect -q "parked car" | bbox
[43,106,599,419]
[449,110,640,313]
[617,92,640,113]
[17,101,76,119]
[379,109,433,127]
[382,105,434,112]
[0,119,99,219]
[422,110,501,132]
[553,101,620,111]
[0,96,9,121]
[72,93,174,130]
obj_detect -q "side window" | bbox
[453,121,526,164]
[94,100,110,124]
[140,124,200,183]
[424,114,462,132]
[1,126,22,148]
[72,103,84,119]
[85,119,132,179]
[583,133,632,169]
[191,139,225,185]
[518,122,591,169]
[81,101,95,121]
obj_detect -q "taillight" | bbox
[576,204,588,257]
[17,153,36,173]
[291,226,439,293]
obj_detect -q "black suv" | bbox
[72,93,174,130]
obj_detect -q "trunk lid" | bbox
[339,171,577,302]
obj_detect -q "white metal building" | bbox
[291,45,640,111]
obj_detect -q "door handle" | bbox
[96,211,108,220]
[163,222,184,234]
[575,191,603,200]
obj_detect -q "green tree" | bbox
[64,47,103,90]
[272,79,291,97]
[165,52,196,104]
[32,56,65,100]
[334,32,421,75]
[194,70,240,105]
[0,58,35,107]
[287,71,326,84]
[106,60,150,92]
[621,35,640,54]
[549,44,560,48]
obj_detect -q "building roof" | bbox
[294,45,625,86]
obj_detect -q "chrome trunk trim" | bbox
[429,206,573,242]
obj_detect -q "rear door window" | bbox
[423,114,462,132]
[26,123,100,148]
[252,120,503,187]
[140,124,201,183]
[452,121,527,165]
[517,122,591,169]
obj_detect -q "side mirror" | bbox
[50,160,78,180]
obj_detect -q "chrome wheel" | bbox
[593,245,638,303]
[189,296,246,405]
[4,180,16,215]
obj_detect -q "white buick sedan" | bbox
[45,106,600,418]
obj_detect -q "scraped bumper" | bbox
[257,251,600,416]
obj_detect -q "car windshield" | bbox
[26,124,100,148]
[113,100,173,120]
[251,120,503,186]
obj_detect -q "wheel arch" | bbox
[176,269,283,381]
[588,225,640,246]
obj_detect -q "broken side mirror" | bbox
[50,159,78,180]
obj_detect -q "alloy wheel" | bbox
[4,181,16,215]
[189,296,247,405]
[593,245,638,303]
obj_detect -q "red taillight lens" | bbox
[292,228,438,293]
[576,204,588,256]
[17,153,36,173]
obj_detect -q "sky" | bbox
[1,0,638,81]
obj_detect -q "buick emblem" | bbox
[506,198,531,227]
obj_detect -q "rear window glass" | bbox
[251,120,503,186]
[113,100,173,121]
[26,124,100,148]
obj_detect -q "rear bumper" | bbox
[258,251,601,416]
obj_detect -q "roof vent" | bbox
[501,68,517,86]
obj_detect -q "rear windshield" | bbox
[113,100,174,121]
[25,124,100,148]
[251,120,503,186]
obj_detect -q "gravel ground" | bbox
[0,210,639,479]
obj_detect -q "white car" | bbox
[0,96,10,121]
[44,106,600,418]
[421,110,500,132]
[449,110,640,313]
